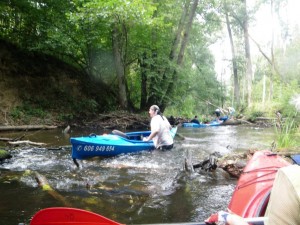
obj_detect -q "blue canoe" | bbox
[291,154,300,164]
[182,116,228,128]
[71,127,177,159]
[182,120,223,128]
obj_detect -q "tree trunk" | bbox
[154,0,190,111]
[139,52,148,110]
[146,49,161,108]
[243,0,253,106]
[176,0,199,66]
[269,0,275,101]
[146,8,162,108]
[162,0,199,108]
[262,74,266,104]
[225,6,240,107]
[112,23,128,109]
[169,0,189,61]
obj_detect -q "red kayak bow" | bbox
[30,207,123,225]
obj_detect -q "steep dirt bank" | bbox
[0,39,157,130]
[0,39,102,127]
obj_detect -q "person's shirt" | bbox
[150,115,173,148]
[265,165,300,225]
[190,118,200,124]
[228,107,235,114]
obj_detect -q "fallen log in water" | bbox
[0,125,57,131]
[47,145,72,150]
[175,132,185,140]
[222,119,242,125]
[0,137,15,141]
[185,150,251,178]
[186,149,298,178]
[34,171,71,206]
[8,140,46,146]
[0,135,25,142]
[256,117,277,121]
[236,119,253,125]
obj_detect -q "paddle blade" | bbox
[30,207,123,225]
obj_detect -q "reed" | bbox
[275,115,299,148]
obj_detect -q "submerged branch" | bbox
[0,125,57,131]
[34,171,72,206]
[8,140,46,146]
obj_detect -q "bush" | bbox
[248,110,264,122]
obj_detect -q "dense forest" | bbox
[0,0,299,146]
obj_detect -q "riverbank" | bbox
[0,112,276,133]
[1,100,282,133]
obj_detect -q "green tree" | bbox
[0,0,229,115]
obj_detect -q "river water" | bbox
[0,125,276,225]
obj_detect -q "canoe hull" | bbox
[71,132,154,159]
[228,150,291,218]
[71,127,177,159]
[182,121,222,128]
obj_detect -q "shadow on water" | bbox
[0,125,276,225]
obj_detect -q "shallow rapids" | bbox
[0,125,276,225]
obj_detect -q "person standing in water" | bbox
[143,105,174,150]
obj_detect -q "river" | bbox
[0,125,276,225]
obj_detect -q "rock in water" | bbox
[0,149,12,161]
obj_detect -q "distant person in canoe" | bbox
[143,105,174,150]
[205,164,300,225]
[214,108,221,120]
[190,115,200,124]
[168,115,176,126]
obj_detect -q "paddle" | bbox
[30,207,122,225]
[29,207,267,225]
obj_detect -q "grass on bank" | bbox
[275,115,300,149]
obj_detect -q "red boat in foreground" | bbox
[228,150,291,218]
